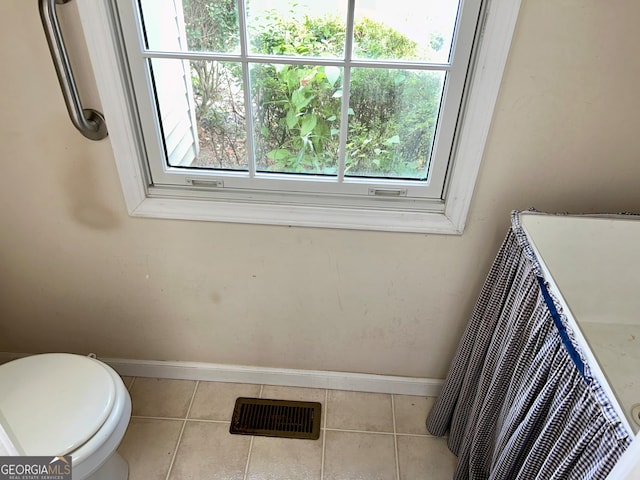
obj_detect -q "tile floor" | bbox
[117,377,456,480]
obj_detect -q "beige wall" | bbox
[1,0,639,379]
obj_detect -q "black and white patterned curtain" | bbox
[427,212,631,480]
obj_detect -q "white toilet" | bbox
[0,353,131,480]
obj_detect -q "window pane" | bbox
[352,0,460,63]
[250,63,343,174]
[151,58,248,170]
[140,0,241,53]
[346,68,445,180]
[247,0,347,57]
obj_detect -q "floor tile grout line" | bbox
[323,427,396,435]
[164,380,199,480]
[321,389,328,480]
[184,380,200,419]
[126,376,136,391]
[396,432,441,438]
[128,421,435,436]
[391,395,401,480]
[319,427,434,437]
[130,415,191,421]
[242,384,264,480]
[242,436,255,480]
[185,418,231,424]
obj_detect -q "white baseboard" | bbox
[0,352,443,397]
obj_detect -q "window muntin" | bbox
[121,0,480,201]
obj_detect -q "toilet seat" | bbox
[0,353,116,456]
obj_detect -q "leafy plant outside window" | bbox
[182,0,445,179]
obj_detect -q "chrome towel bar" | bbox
[39,0,108,140]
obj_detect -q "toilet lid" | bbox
[0,353,116,456]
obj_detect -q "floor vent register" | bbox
[230,397,322,440]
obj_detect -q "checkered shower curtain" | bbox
[426,212,631,480]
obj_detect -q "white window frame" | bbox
[122,0,477,201]
[76,0,521,234]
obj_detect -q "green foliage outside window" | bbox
[183,0,443,178]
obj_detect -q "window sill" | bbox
[131,193,462,233]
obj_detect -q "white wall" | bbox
[1,0,639,379]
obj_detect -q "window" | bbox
[76,0,521,233]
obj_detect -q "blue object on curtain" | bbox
[536,275,585,379]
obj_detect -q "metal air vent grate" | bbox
[230,397,321,440]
